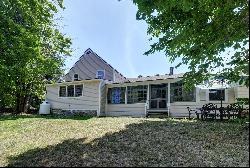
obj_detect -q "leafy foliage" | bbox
[0,0,72,112]
[236,98,249,105]
[133,0,249,89]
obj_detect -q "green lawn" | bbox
[0,115,249,167]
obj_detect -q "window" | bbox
[107,87,125,104]
[67,85,74,97]
[209,89,225,101]
[59,86,66,97]
[73,74,79,81]
[170,82,196,102]
[96,70,105,79]
[75,85,83,97]
[59,84,83,97]
[127,85,148,104]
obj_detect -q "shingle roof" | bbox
[109,73,185,84]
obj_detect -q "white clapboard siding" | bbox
[106,104,145,117]
[237,86,249,98]
[99,82,106,116]
[46,81,100,110]
[169,88,236,118]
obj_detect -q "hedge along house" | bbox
[45,48,249,117]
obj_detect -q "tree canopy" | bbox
[0,0,72,112]
[133,0,249,89]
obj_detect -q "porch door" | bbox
[150,84,168,109]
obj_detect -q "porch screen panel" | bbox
[127,85,148,104]
[107,87,125,104]
[170,82,196,102]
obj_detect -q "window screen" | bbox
[127,85,148,103]
[170,82,196,102]
[209,89,225,101]
[75,85,83,97]
[67,85,74,97]
[59,86,66,97]
[107,87,125,104]
[97,70,105,79]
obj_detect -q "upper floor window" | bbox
[73,74,79,81]
[170,82,196,102]
[209,89,225,101]
[96,70,105,79]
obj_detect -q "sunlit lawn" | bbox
[0,114,249,167]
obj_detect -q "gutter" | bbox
[45,79,102,86]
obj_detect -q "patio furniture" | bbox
[187,107,195,119]
[200,103,218,120]
[226,103,244,119]
[187,107,203,119]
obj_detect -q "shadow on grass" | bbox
[0,114,93,121]
[7,120,249,167]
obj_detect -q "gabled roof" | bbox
[65,48,126,79]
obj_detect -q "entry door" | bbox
[150,84,167,109]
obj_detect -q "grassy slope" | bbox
[0,115,249,167]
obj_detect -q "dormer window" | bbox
[96,70,105,79]
[73,74,79,81]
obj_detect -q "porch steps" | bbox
[146,109,169,118]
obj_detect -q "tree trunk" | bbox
[23,95,31,113]
[15,93,21,114]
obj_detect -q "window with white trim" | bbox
[107,87,125,104]
[75,85,83,97]
[96,70,105,79]
[67,85,74,97]
[127,85,148,103]
[170,82,196,102]
[59,86,66,97]
[59,84,83,97]
[209,89,225,101]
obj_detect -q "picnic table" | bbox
[187,103,248,121]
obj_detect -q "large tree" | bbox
[133,0,249,89]
[0,0,72,113]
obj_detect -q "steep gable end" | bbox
[64,48,126,82]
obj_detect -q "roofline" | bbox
[110,77,183,85]
[46,79,102,86]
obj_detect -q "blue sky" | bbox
[58,0,189,78]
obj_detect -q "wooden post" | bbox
[167,82,171,116]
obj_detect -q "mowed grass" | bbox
[0,115,249,167]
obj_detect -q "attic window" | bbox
[86,51,92,54]
[73,74,79,81]
[96,70,105,79]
